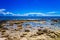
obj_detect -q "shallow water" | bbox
[22,20,60,30]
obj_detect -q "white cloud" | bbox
[13,14,29,16]
[46,11,60,16]
[47,11,56,14]
[12,13,46,16]
[0,9,47,16]
[26,13,46,15]
[14,13,46,16]
[0,9,60,16]
[0,9,6,12]
[0,9,15,16]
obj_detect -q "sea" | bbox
[0,16,60,20]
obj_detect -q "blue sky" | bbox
[0,0,60,16]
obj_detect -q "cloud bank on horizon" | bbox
[0,9,60,16]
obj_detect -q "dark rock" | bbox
[25,30,30,32]
[20,35,25,37]
[36,32,44,35]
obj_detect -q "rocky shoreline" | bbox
[0,27,60,40]
[0,20,60,40]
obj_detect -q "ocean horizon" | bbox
[0,16,60,20]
